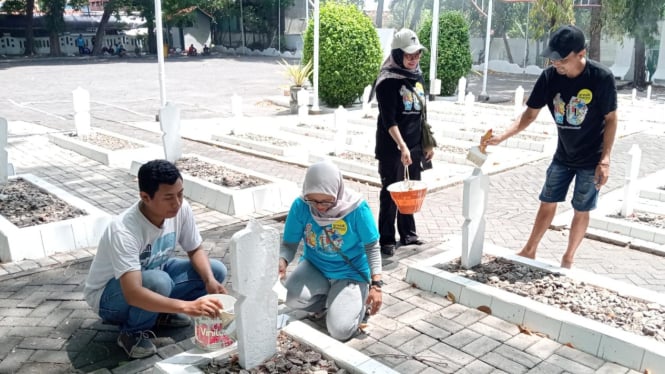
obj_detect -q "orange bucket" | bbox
[387,170,428,214]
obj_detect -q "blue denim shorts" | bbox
[539,160,599,211]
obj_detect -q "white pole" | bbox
[154,0,166,107]
[278,0,281,51]
[311,0,320,112]
[306,0,309,22]
[429,0,440,98]
[480,0,493,100]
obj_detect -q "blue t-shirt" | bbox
[283,198,379,283]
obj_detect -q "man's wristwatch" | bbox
[370,280,384,289]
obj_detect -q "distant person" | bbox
[187,44,197,56]
[279,161,383,342]
[202,44,210,56]
[373,28,432,257]
[484,25,618,268]
[83,160,228,359]
[75,34,86,55]
[115,43,127,57]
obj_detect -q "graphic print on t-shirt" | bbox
[399,82,425,112]
[140,232,176,270]
[304,220,347,256]
[553,88,592,126]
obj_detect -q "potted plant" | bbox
[278,59,313,114]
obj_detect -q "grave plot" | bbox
[278,119,374,148]
[48,128,163,169]
[406,241,665,373]
[211,130,310,161]
[0,174,110,262]
[129,155,298,217]
[552,165,665,256]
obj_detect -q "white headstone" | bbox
[72,87,91,137]
[621,144,642,217]
[297,88,309,106]
[461,167,489,269]
[361,85,372,117]
[0,117,11,184]
[514,85,525,118]
[231,94,243,117]
[297,89,309,124]
[230,220,279,369]
[631,88,637,104]
[333,106,347,155]
[647,85,652,101]
[457,77,467,104]
[430,78,441,96]
[465,92,475,106]
[159,103,182,162]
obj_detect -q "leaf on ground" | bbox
[564,342,575,348]
[477,305,492,314]
[446,291,456,303]
[518,325,532,335]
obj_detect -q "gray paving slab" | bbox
[0,58,661,373]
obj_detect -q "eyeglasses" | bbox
[404,52,422,61]
[304,199,336,208]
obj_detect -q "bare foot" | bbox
[560,258,573,268]
[516,250,535,259]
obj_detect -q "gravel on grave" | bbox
[232,132,299,148]
[607,211,665,229]
[0,179,85,228]
[203,332,345,374]
[70,132,143,151]
[438,256,665,343]
[175,157,265,189]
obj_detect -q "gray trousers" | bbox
[284,260,368,341]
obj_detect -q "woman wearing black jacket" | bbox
[374,28,434,256]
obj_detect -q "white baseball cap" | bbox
[391,29,427,54]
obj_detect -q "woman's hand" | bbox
[278,258,288,280]
[401,147,412,166]
[366,286,382,315]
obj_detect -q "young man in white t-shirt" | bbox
[84,159,228,358]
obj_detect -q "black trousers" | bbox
[377,153,422,246]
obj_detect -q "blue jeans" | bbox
[539,160,598,211]
[98,257,227,333]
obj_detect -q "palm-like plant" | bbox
[278,59,313,87]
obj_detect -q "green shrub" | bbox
[302,2,382,107]
[418,11,472,96]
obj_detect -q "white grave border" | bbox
[0,174,111,262]
[405,237,665,373]
[47,128,163,169]
[130,154,298,217]
[153,320,398,374]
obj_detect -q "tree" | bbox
[602,0,665,88]
[375,0,384,27]
[42,0,67,56]
[0,0,36,56]
[418,11,472,96]
[302,2,382,107]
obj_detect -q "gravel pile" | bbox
[175,157,265,189]
[203,332,344,373]
[233,132,298,147]
[438,256,665,342]
[0,178,85,228]
[70,132,143,151]
[607,211,665,229]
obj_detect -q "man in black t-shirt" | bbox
[485,25,618,268]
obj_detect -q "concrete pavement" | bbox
[0,56,663,373]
